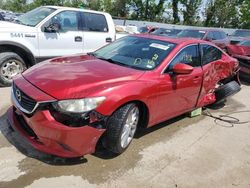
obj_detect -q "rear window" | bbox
[81,12,108,32]
[177,30,206,39]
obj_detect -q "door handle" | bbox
[106,37,112,43]
[75,36,82,42]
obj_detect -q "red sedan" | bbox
[227,39,250,82]
[8,35,240,158]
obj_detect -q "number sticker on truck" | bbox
[10,33,24,38]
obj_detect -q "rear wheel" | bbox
[0,52,26,87]
[104,103,140,154]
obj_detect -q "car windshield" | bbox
[232,30,250,38]
[239,40,250,46]
[16,7,56,27]
[152,28,171,35]
[139,27,149,33]
[91,36,176,70]
[177,30,206,39]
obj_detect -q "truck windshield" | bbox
[16,7,56,27]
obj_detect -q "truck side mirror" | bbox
[44,23,61,33]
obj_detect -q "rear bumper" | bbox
[7,106,105,158]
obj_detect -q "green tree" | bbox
[240,0,250,29]
[204,0,241,28]
[180,0,202,25]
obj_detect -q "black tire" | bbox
[0,52,27,87]
[104,103,140,154]
[215,81,241,103]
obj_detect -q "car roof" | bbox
[182,28,225,32]
[133,34,209,45]
[44,5,109,15]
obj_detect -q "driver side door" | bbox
[38,10,84,58]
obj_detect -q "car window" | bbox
[17,7,56,27]
[93,36,176,70]
[81,12,108,32]
[239,40,250,46]
[207,32,215,40]
[201,44,222,65]
[46,11,79,32]
[220,31,227,39]
[232,30,250,38]
[166,45,200,71]
[177,30,206,39]
[214,31,222,40]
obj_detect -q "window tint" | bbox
[201,44,222,65]
[47,11,79,32]
[82,12,108,32]
[167,45,200,71]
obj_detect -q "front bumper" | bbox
[7,106,105,158]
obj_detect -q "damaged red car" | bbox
[8,35,240,158]
[227,39,250,82]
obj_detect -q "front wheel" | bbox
[0,52,27,87]
[104,103,140,154]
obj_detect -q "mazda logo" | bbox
[16,89,22,102]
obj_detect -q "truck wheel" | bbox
[0,52,26,86]
[104,103,140,154]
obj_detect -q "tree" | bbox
[204,0,241,28]
[240,0,250,29]
[180,0,202,25]
[130,0,166,21]
[172,0,179,24]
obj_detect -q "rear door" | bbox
[38,10,84,58]
[197,44,230,105]
[80,12,114,53]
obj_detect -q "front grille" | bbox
[13,83,37,113]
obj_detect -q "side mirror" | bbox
[44,23,61,33]
[173,63,193,74]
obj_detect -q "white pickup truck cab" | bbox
[0,6,116,86]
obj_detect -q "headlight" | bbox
[52,97,106,113]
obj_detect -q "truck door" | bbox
[80,12,115,53]
[38,10,84,58]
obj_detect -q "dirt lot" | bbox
[0,85,250,188]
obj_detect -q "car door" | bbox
[38,10,84,58]
[197,44,229,105]
[155,45,203,123]
[80,12,114,53]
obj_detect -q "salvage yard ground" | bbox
[0,84,250,188]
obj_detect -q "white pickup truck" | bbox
[0,6,116,86]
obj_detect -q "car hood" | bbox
[0,21,36,32]
[22,55,145,100]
